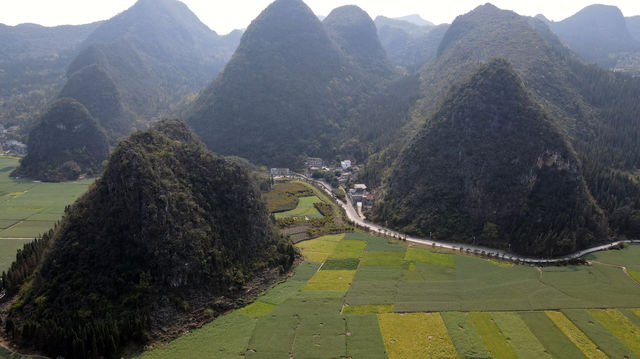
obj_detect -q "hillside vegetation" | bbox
[364,4,640,255]
[187,0,393,167]
[3,119,295,358]
[11,98,109,181]
[373,60,606,256]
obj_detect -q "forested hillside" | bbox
[187,0,393,167]
[373,60,607,256]
[3,119,295,358]
[11,98,109,181]
[363,4,640,255]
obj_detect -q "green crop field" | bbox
[136,233,640,358]
[0,157,91,272]
[274,195,323,219]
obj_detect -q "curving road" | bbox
[297,174,640,264]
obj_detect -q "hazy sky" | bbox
[1,0,639,35]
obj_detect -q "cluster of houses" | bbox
[0,125,26,156]
[348,183,373,208]
[269,157,373,209]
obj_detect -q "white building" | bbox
[341,160,352,170]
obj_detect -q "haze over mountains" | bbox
[2,0,640,357]
[541,4,640,68]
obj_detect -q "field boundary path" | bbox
[293,174,640,264]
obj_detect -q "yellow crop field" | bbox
[303,270,356,291]
[588,309,640,355]
[238,301,277,318]
[377,313,458,359]
[546,311,607,359]
[295,238,339,262]
[468,312,517,359]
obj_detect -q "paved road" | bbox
[297,174,640,264]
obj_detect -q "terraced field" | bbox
[0,157,91,272]
[137,233,640,358]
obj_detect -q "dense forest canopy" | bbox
[11,98,109,181]
[4,119,295,358]
[187,0,392,167]
[372,59,607,256]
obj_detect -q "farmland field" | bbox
[0,157,91,272]
[136,233,640,358]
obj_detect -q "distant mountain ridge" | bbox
[543,4,640,68]
[15,0,243,180]
[395,14,434,27]
[64,0,241,126]
[0,21,102,128]
[374,15,446,70]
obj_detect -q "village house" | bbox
[269,168,291,176]
[305,157,323,168]
[349,184,372,207]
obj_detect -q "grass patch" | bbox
[328,239,366,259]
[238,301,276,318]
[519,312,587,359]
[0,238,33,272]
[630,270,640,283]
[292,315,346,358]
[321,258,359,270]
[346,266,402,305]
[543,311,604,359]
[588,309,640,355]
[403,261,455,281]
[491,312,552,359]
[303,270,355,291]
[136,312,255,359]
[377,313,458,359]
[342,305,394,315]
[259,262,320,305]
[395,253,640,312]
[563,309,638,359]
[264,182,313,212]
[469,312,518,359]
[295,238,339,263]
[587,244,640,271]
[345,314,386,359]
[344,231,376,241]
[360,251,405,266]
[404,247,454,267]
[364,235,406,252]
[441,312,490,358]
[274,196,323,219]
[246,311,297,358]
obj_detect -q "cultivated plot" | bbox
[136,234,640,359]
